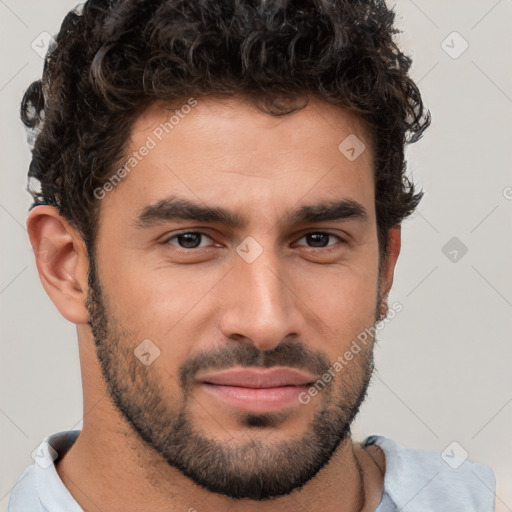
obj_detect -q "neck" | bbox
[57,416,367,512]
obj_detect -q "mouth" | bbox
[196,367,316,413]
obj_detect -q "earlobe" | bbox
[26,205,90,324]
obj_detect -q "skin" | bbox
[27,95,400,512]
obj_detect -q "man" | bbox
[9,0,495,510]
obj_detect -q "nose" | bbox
[218,245,304,352]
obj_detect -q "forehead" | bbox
[133,95,372,161]
[100,95,375,225]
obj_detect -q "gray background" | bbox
[1,0,511,510]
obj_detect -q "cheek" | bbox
[99,252,225,339]
[292,260,379,347]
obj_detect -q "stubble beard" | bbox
[85,251,378,500]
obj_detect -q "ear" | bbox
[378,226,401,319]
[26,205,90,324]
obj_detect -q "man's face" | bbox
[86,97,386,500]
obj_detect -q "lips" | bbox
[197,367,316,388]
[195,367,317,413]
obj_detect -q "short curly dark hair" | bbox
[21,0,430,259]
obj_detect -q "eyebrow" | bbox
[132,195,368,230]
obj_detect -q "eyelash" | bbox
[162,231,345,253]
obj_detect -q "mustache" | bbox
[178,340,331,391]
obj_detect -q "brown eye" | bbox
[295,232,342,248]
[165,232,213,249]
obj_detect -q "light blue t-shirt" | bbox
[8,430,496,511]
